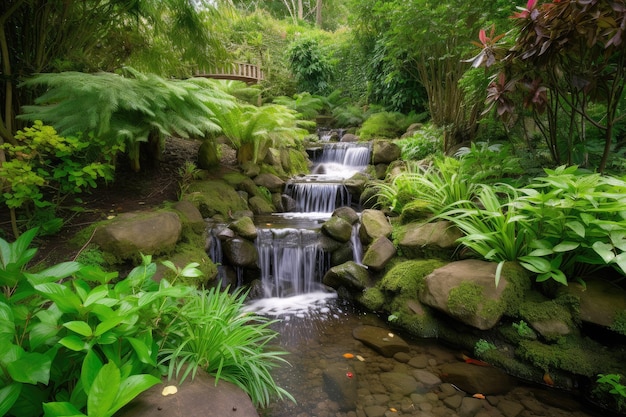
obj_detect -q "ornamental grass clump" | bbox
[159,286,294,407]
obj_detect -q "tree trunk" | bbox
[298,0,303,20]
[316,0,323,27]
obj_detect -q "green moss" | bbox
[357,287,386,311]
[389,295,440,338]
[157,242,218,287]
[283,148,309,176]
[185,179,248,218]
[517,335,620,376]
[611,310,626,336]
[500,261,532,317]
[447,281,483,317]
[519,299,573,328]
[222,172,250,187]
[379,259,446,295]
[399,200,432,224]
[480,348,543,382]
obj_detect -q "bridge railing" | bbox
[196,62,264,82]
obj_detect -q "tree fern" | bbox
[19,69,237,171]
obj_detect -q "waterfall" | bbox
[285,142,371,214]
[351,223,363,264]
[256,227,329,298]
[284,182,351,213]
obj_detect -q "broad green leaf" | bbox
[81,350,103,394]
[83,286,110,307]
[565,221,585,238]
[0,383,21,417]
[59,335,88,351]
[42,401,86,417]
[110,374,161,415]
[529,239,553,249]
[34,283,82,314]
[97,332,119,345]
[7,352,51,384]
[128,337,155,365]
[552,241,580,252]
[75,265,118,285]
[613,252,626,275]
[494,261,505,288]
[518,256,551,274]
[29,322,60,350]
[0,302,15,338]
[592,241,616,263]
[527,248,554,257]
[88,363,120,417]
[551,270,568,286]
[94,316,123,337]
[25,262,82,285]
[64,321,93,337]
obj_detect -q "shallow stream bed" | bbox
[254,298,598,417]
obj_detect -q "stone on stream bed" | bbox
[352,325,409,357]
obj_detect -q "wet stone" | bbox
[497,399,524,417]
[393,351,411,363]
[459,397,484,417]
[408,356,429,369]
[363,404,387,417]
[413,369,442,386]
[443,394,463,410]
[379,372,418,396]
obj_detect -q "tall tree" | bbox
[351,0,517,149]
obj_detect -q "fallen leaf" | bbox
[162,385,178,396]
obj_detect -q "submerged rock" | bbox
[439,362,515,395]
[352,325,409,357]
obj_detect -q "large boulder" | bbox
[248,195,275,214]
[362,236,396,271]
[419,260,530,330]
[397,221,462,259]
[229,216,257,241]
[93,211,182,260]
[222,238,258,268]
[359,209,392,245]
[560,278,626,329]
[372,140,401,164]
[253,173,285,193]
[323,261,370,291]
[172,200,206,234]
[185,179,248,219]
[116,371,258,417]
[332,206,360,225]
[322,216,353,243]
[352,325,409,357]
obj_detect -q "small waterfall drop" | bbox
[256,228,329,298]
[285,142,371,213]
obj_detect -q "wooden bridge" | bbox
[195,62,264,84]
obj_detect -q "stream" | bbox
[213,141,600,417]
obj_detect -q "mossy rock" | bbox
[379,259,447,296]
[357,287,386,311]
[185,179,248,218]
[517,335,626,377]
[390,296,440,338]
[399,200,432,224]
[281,148,310,176]
[155,243,218,287]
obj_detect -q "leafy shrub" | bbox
[0,230,292,416]
[273,92,325,120]
[454,141,525,185]
[287,37,333,95]
[396,124,443,161]
[358,111,424,139]
[0,121,116,237]
[517,166,626,285]
[594,374,626,413]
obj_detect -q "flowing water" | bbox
[211,142,598,417]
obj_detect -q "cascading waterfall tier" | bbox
[285,142,372,213]
[256,227,329,298]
